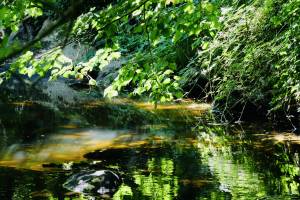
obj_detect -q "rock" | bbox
[96,59,124,91]
[63,170,122,198]
[41,79,83,105]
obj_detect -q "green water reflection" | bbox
[0,100,299,199]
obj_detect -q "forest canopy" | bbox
[0,0,299,122]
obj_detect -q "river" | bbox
[0,99,299,199]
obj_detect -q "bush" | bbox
[183,0,300,121]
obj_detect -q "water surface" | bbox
[0,100,299,199]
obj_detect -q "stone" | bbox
[63,170,122,198]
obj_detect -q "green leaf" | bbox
[202,42,209,50]
[163,78,171,85]
[88,78,97,86]
[164,70,173,75]
[175,91,183,98]
[104,85,118,98]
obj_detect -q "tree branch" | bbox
[0,0,149,64]
[0,0,84,64]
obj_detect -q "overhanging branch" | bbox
[0,0,149,64]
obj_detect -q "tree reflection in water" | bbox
[0,101,299,199]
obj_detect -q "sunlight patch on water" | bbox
[0,128,158,171]
[80,98,211,114]
[9,101,35,106]
[0,98,207,171]
[58,124,81,129]
[134,102,211,112]
[254,131,300,144]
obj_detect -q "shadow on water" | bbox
[0,99,300,199]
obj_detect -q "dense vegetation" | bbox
[0,0,299,123]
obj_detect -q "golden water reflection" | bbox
[0,128,161,171]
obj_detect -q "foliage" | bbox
[0,0,299,120]
[0,0,43,62]
[71,0,221,104]
[182,0,300,119]
[0,0,222,105]
[0,0,43,32]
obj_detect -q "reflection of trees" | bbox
[132,158,178,200]
[0,167,69,200]
[1,101,300,199]
[0,103,62,155]
[110,141,231,200]
[196,126,267,199]
[272,143,300,195]
[196,125,300,199]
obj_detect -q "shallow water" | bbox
[0,100,299,200]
